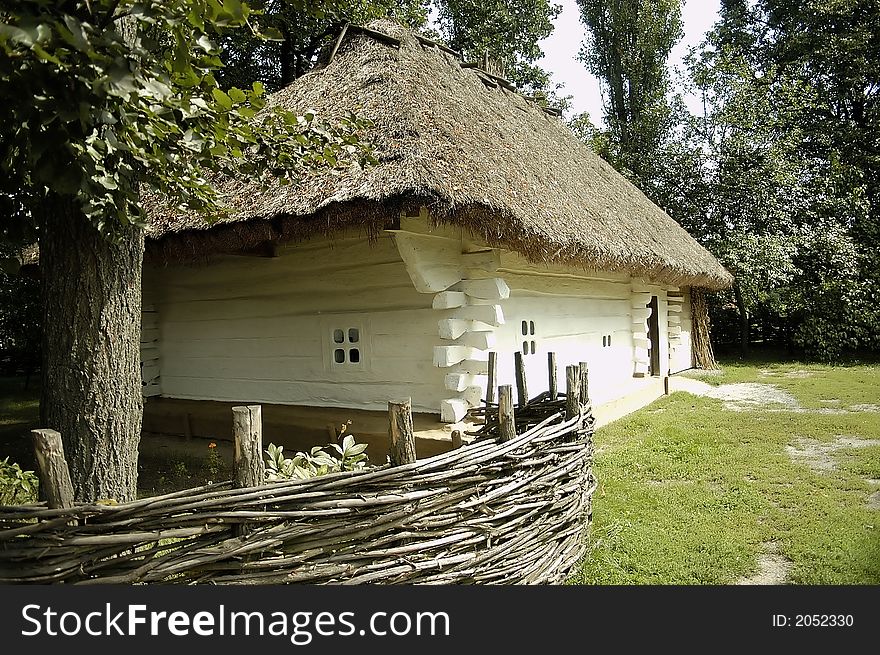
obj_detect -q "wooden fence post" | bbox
[486,351,497,405]
[233,406,264,489]
[579,361,590,405]
[514,351,528,406]
[565,365,580,421]
[498,385,516,442]
[451,429,463,449]
[31,429,74,509]
[548,352,558,399]
[232,405,264,538]
[389,398,417,466]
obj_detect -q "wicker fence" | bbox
[0,354,596,584]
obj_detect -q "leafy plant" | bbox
[265,435,369,481]
[0,457,39,505]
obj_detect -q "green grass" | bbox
[574,360,880,585]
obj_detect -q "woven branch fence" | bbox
[0,353,596,584]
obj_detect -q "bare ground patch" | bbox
[785,435,880,473]
[735,541,792,585]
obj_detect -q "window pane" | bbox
[349,348,360,363]
[522,341,528,355]
[530,321,535,335]
[530,340,536,355]
[333,329,344,344]
[608,334,612,346]
[602,336,606,347]
[348,328,359,343]
[521,320,528,336]
[334,349,345,363]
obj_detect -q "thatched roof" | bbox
[145,20,733,290]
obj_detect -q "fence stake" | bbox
[451,429,463,449]
[514,351,528,406]
[31,429,74,509]
[389,398,417,466]
[579,361,590,405]
[565,365,580,421]
[548,352,558,399]
[498,385,516,442]
[486,351,497,405]
[233,405,264,537]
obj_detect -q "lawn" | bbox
[574,359,880,585]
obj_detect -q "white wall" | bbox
[147,231,445,413]
[491,254,645,406]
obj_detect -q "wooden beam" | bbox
[452,303,504,326]
[514,351,528,406]
[452,277,510,300]
[433,291,467,310]
[392,232,462,293]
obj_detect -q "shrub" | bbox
[265,435,369,481]
[0,457,38,505]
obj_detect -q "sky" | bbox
[538,0,721,123]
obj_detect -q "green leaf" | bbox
[211,87,232,110]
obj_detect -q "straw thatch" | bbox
[144,20,733,290]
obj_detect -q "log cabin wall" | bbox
[144,229,446,413]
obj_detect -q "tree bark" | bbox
[39,194,144,503]
[732,281,749,354]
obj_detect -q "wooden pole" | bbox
[565,365,580,421]
[514,351,528,406]
[486,351,497,405]
[579,361,590,405]
[388,398,417,466]
[31,429,74,509]
[451,429,462,449]
[547,352,558,399]
[498,385,516,442]
[232,406,264,489]
[232,405,264,538]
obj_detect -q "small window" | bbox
[330,326,365,367]
[608,334,612,347]
[602,336,607,347]
[520,319,539,356]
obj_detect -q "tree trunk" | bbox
[39,195,144,503]
[732,281,749,354]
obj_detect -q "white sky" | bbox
[538,0,721,123]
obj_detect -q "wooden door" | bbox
[647,296,660,376]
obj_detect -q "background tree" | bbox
[0,0,369,501]
[576,0,684,187]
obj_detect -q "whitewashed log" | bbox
[444,373,484,392]
[634,346,649,361]
[433,345,487,367]
[452,304,504,326]
[452,278,510,300]
[462,385,483,407]
[631,292,652,305]
[453,331,496,350]
[440,398,469,423]
[392,232,462,292]
[438,318,471,340]
[667,304,683,313]
[450,360,489,376]
[432,291,468,310]
[633,361,649,375]
[631,307,651,321]
[668,325,682,336]
[461,250,500,273]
